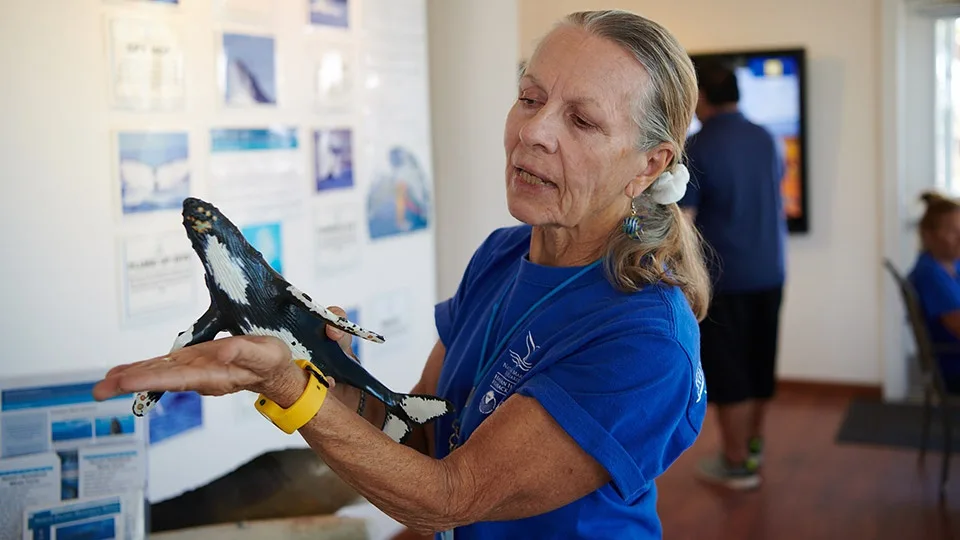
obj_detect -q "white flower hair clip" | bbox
[648,164,690,205]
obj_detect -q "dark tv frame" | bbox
[687,47,810,235]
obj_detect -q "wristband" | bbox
[357,389,366,416]
[255,360,328,434]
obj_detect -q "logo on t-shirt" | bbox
[694,363,706,403]
[479,331,540,415]
[508,331,539,372]
[479,390,497,414]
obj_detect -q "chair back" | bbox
[883,258,948,394]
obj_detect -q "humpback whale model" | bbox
[131,197,453,443]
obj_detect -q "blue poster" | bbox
[310,0,348,28]
[210,127,298,153]
[57,450,80,500]
[315,128,354,192]
[346,308,360,361]
[242,222,283,274]
[148,391,202,445]
[367,146,431,240]
[94,415,136,437]
[118,132,190,215]
[50,419,92,443]
[222,33,276,105]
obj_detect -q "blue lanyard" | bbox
[461,259,602,423]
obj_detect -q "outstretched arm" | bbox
[301,387,607,533]
[92,335,609,535]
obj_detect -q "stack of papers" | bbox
[0,372,148,539]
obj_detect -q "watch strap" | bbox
[255,360,328,434]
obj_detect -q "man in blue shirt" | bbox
[678,61,788,490]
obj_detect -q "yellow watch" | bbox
[255,360,329,434]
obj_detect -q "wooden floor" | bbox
[656,387,960,540]
[390,386,960,540]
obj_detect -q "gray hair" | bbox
[544,10,711,319]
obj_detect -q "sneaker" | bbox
[748,436,764,466]
[695,454,761,490]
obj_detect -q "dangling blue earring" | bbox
[622,199,643,240]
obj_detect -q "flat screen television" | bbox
[687,48,809,234]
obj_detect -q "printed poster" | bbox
[310,0,349,28]
[365,289,413,365]
[362,38,433,240]
[0,374,148,539]
[108,17,185,110]
[315,128,354,192]
[148,392,202,445]
[214,0,274,24]
[313,201,361,275]
[221,33,277,106]
[0,453,60,540]
[241,221,283,274]
[361,0,424,36]
[346,308,361,361]
[119,232,196,323]
[208,127,303,219]
[117,132,190,216]
[367,146,430,240]
[23,495,126,540]
[314,45,355,111]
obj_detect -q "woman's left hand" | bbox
[92,335,307,405]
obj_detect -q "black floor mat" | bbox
[836,397,960,451]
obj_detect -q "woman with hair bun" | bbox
[909,191,960,391]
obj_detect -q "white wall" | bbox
[519,0,883,384]
[427,0,520,302]
[0,0,439,502]
[880,0,940,399]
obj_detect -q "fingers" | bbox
[93,356,177,400]
[104,362,136,378]
[324,306,356,360]
[325,305,347,341]
[98,359,255,399]
[97,353,172,396]
[92,375,128,401]
[92,341,264,402]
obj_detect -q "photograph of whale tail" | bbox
[130,196,453,444]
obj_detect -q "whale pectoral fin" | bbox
[133,306,225,418]
[284,285,385,344]
[169,305,225,352]
[323,312,386,345]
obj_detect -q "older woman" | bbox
[94,10,710,538]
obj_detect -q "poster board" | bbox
[0,0,437,504]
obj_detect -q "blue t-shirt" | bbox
[678,111,787,293]
[433,225,706,539]
[909,251,960,377]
